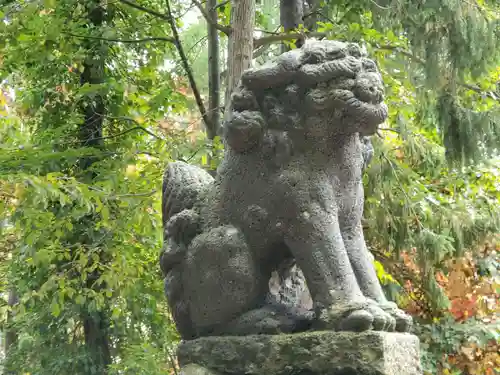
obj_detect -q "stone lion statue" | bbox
[160,39,412,340]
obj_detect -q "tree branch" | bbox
[65,32,175,44]
[118,0,170,20]
[376,44,425,64]
[460,83,499,100]
[191,0,232,35]
[213,0,230,10]
[253,43,273,59]
[101,126,164,141]
[117,0,215,132]
[376,44,499,101]
[368,0,392,10]
[219,43,277,80]
[302,1,321,20]
[253,31,326,48]
[101,116,167,141]
[164,0,213,133]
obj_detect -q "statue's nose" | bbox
[354,81,384,104]
[367,84,384,103]
[351,71,385,104]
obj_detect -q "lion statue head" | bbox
[223,39,388,154]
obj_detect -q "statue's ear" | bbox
[231,86,259,112]
[223,110,265,153]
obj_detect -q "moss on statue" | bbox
[177,331,422,375]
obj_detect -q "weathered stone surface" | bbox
[177,331,422,375]
[160,39,412,339]
[180,364,221,375]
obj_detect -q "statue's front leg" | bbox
[283,200,374,332]
[339,185,413,332]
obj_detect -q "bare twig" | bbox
[102,116,167,141]
[303,9,336,25]
[101,126,164,141]
[64,32,175,44]
[253,44,273,59]
[254,28,282,35]
[302,1,321,21]
[461,83,498,100]
[186,35,209,55]
[167,349,180,375]
[369,0,392,10]
[164,0,213,133]
[191,0,232,35]
[370,247,431,313]
[376,44,425,64]
[112,190,158,198]
[376,44,499,100]
[118,0,170,20]
[253,31,326,48]
[212,0,230,10]
[378,127,401,134]
[380,152,424,230]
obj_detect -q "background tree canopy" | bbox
[0,0,498,374]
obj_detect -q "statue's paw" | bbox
[315,300,374,332]
[215,304,315,336]
[165,209,201,245]
[379,301,413,333]
[180,364,221,375]
[366,299,396,332]
[338,309,374,332]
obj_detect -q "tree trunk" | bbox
[280,0,304,51]
[4,289,18,350]
[303,0,319,31]
[224,0,255,110]
[3,288,18,374]
[79,2,112,372]
[207,0,221,139]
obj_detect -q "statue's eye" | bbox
[361,59,378,72]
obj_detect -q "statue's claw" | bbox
[379,302,413,333]
[314,300,375,332]
[366,300,396,332]
[210,304,315,337]
[338,310,374,332]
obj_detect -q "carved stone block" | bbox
[177,331,422,375]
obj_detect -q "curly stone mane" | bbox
[223,40,388,156]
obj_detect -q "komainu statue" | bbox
[160,39,412,340]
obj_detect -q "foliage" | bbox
[320,0,500,164]
[0,0,196,373]
[0,0,499,374]
[414,242,499,375]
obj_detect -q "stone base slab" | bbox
[178,331,422,375]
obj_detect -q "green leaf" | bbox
[51,300,61,317]
[75,295,86,305]
[111,308,121,319]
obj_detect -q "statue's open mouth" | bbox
[337,89,388,133]
[306,85,388,134]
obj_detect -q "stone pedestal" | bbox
[178,331,422,375]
